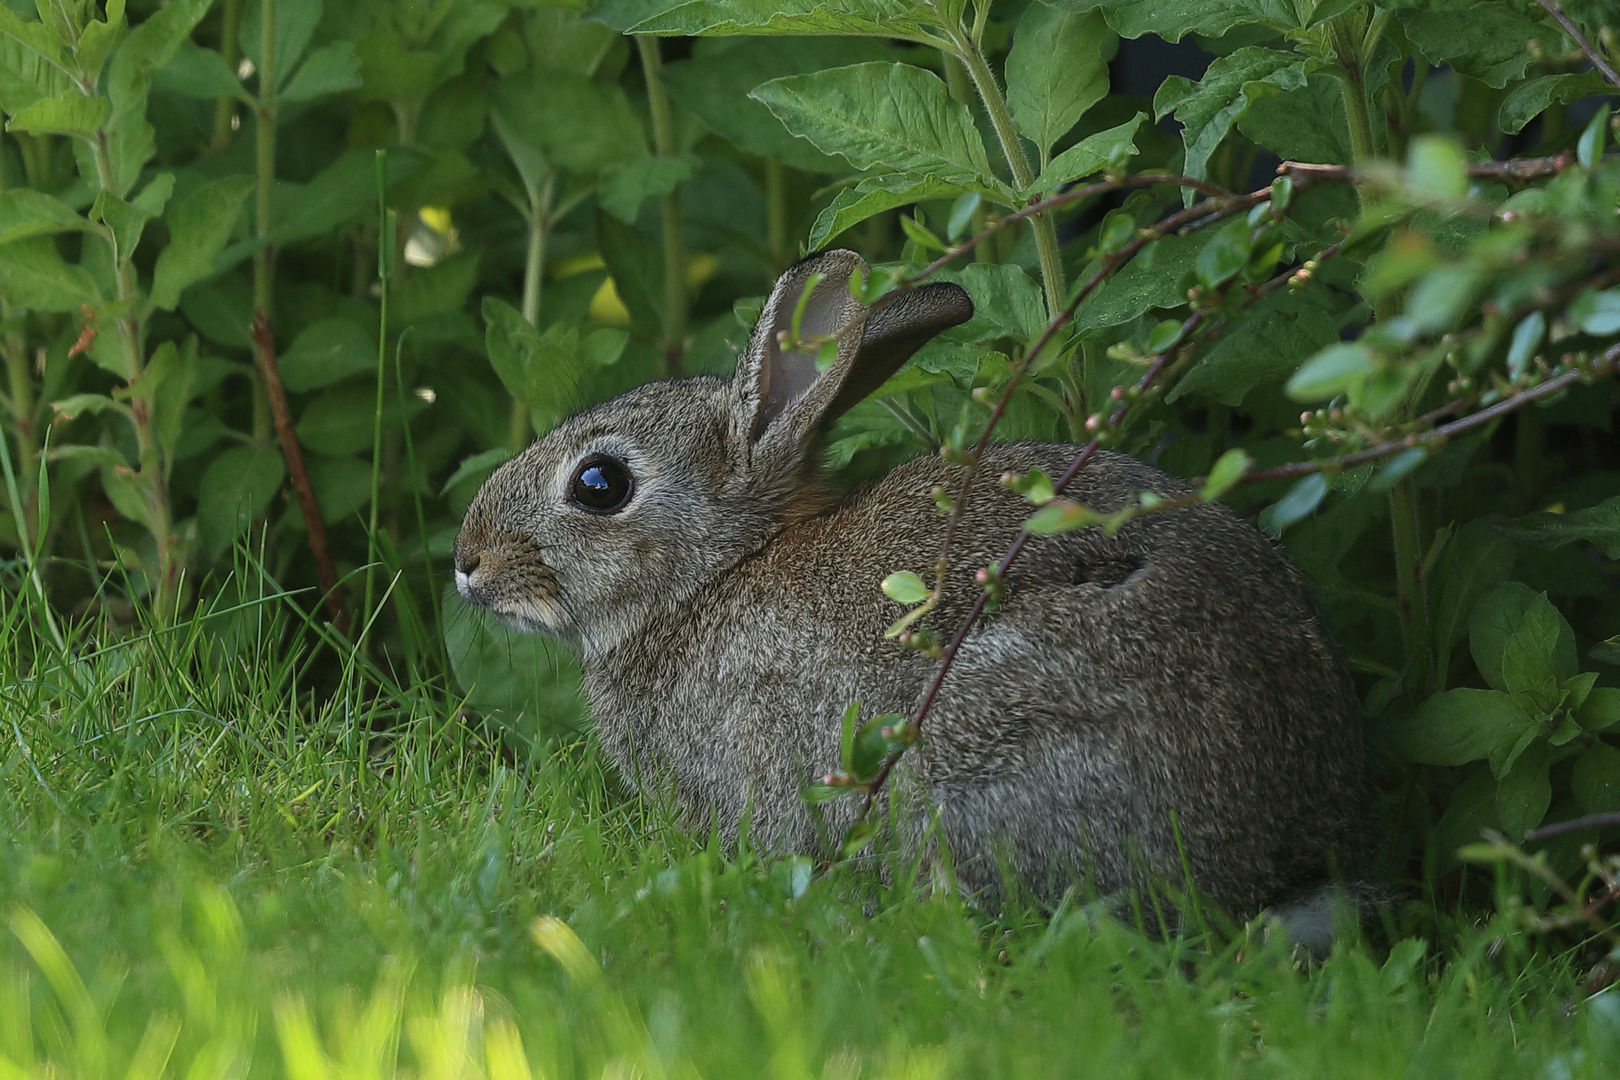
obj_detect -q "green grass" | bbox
[0,566,1611,1080]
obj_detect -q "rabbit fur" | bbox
[455,250,1371,921]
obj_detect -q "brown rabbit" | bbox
[455,250,1370,925]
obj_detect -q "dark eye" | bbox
[570,456,633,513]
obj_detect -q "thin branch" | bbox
[1530,0,1620,89]
[252,311,349,634]
[1525,811,1620,843]
[1278,153,1577,184]
[1243,341,1620,484]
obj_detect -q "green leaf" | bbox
[1499,612,1566,709]
[0,236,99,311]
[0,5,67,69]
[1579,688,1620,733]
[107,0,213,117]
[1392,687,1535,766]
[483,297,583,427]
[663,37,888,174]
[1469,583,1576,693]
[596,213,664,336]
[936,263,1048,342]
[1570,289,1620,337]
[1060,0,1299,40]
[1396,0,1549,89]
[5,92,108,137]
[1285,342,1375,401]
[241,0,322,87]
[51,393,125,421]
[593,0,943,39]
[1026,498,1105,534]
[295,387,422,457]
[354,31,440,112]
[599,153,699,224]
[273,150,420,245]
[279,41,362,103]
[1573,743,1620,814]
[881,571,930,605]
[278,318,376,392]
[1195,217,1251,289]
[1236,74,1350,164]
[751,63,994,185]
[98,171,174,259]
[1259,472,1327,533]
[1200,449,1248,502]
[148,338,197,471]
[808,174,977,250]
[1431,520,1515,668]
[153,41,242,100]
[1499,71,1611,135]
[1072,230,1201,331]
[1007,4,1109,157]
[1169,287,1341,406]
[74,7,127,88]
[1497,495,1620,559]
[1026,114,1144,196]
[0,188,90,244]
[197,445,286,558]
[445,593,585,746]
[491,70,644,175]
[1153,46,1305,184]
[1495,741,1551,838]
[149,175,255,312]
[1405,135,1468,201]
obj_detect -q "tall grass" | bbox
[0,554,1608,1079]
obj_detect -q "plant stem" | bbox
[210,0,243,151]
[952,34,1067,316]
[1329,17,1379,170]
[250,0,276,446]
[637,36,685,376]
[364,150,391,654]
[509,172,555,451]
[3,319,37,546]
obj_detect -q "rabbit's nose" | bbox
[456,552,481,576]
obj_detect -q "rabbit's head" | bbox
[454,250,972,657]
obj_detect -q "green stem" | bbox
[637,36,686,376]
[365,150,391,654]
[250,0,276,446]
[1329,18,1379,168]
[953,35,1067,316]
[3,319,36,545]
[510,173,555,451]
[210,0,243,152]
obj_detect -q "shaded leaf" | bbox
[1498,496,1620,559]
[0,189,90,244]
[278,318,376,392]
[1169,287,1341,406]
[1007,4,1109,156]
[1026,114,1144,195]
[197,445,286,557]
[1153,46,1304,183]
[150,175,255,311]
[594,0,942,39]
[0,237,100,311]
[279,41,363,103]
[153,41,242,100]
[1392,687,1534,766]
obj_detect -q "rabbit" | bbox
[454,248,1371,923]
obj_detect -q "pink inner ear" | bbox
[758,279,859,434]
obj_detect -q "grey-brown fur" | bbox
[456,251,1370,920]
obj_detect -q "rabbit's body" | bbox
[457,251,1369,922]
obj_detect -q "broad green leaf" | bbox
[0,32,73,116]
[107,0,213,114]
[0,189,90,244]
[150,175,255,311]
[152,41,242,100]
[751,63,994,185]
[197,445,287,557]
[295,387,422,457]
[279,42,362,103]
[1026,114,1144,195]
[1573,743,1620,814]
[1154,46,1305,184]
[147,338,197,471]
[0,236,99,311]
[1579,688,1620,732]
[1072,231,1201,331]
[1055,0,1299,40]
[1405,135,1468,201]
[98,172,174,259]
[1498,495,1620,559]
[599,154,699,224]
[1494,741,1551,838]
[1200,449,1249,501]
[74,8,126,87]
[354,30,440,111]
[1007,5,1109,157]
[808,175,977,251]
[1499,71,1611,134]
[5,92,108,137]
[1499,607,1568,708]
[0,5,66,69]
[273,149,420,244]
[445,593,586,745]
[483,297,583,426]
[1392,687,1534,766]
[51,393,125,421]
[523,9,618,76]
[1169,288,1341,406]
[1259,473,1327,533]
[593,0,942,39]
[596,212,664,336]
[388,251,481,331]
[1236,74,1350,164]
[1026,499,1106,534]
[241,0,323,87]
[1195,217,1251,289]
[1431,520,1514,668]
[881,571,930,605]
[278,318,376,392]
[1396,0,1548,89]
[1285,342,1375,401]
[663,37,887,174]
[935,264,1048,341]
[1469,583,1576,693]
[491,70,644,175]
[1570,289,1620,336]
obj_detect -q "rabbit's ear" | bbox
[733,250,972,455]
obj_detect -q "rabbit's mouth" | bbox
[453,539,565,635]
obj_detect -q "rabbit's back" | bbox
[585,444,1367,917]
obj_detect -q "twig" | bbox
[251,311,349,634]
[1243,341,1620,484]
[1526,811,1620,843]
[1278,153,1577,184]
[1530,0,1620,89]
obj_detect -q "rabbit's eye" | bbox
[570,456,633,513]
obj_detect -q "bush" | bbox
[1,0,1618,912]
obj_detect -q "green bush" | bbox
[1,0,1619,908]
